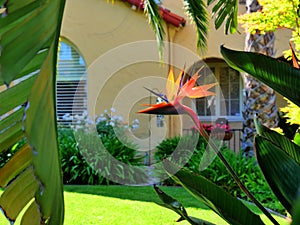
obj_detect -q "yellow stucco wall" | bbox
[60,0,292,150]
[62,0,155,65]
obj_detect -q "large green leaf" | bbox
[291,198,300,225]
[0,0,65,224]
[163,160,265,225]
[0,168,38,221]
[255,118,300,164]
[254,119,300,214]
[0,144,32,187]
[220,45,300,107]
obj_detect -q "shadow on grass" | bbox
[64,185,209,209]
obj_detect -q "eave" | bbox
[124,0,186,27]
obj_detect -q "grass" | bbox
[63,185,231,225]
[0,185,291,225]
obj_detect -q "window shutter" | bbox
[56,41,87,126]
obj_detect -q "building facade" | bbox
[59,0,291,151]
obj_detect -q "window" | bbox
[56,40,87,125]
[192,60,242,120]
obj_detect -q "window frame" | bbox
[194,61,243,122]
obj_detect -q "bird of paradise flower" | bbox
[138,66,216,137]
[138,66,271,220]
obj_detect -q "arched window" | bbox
[189,59,242,120]
[56,40,87,125]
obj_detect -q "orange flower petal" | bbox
[175,68,184,90]
[166,68,175,101]
[186,83,217,98]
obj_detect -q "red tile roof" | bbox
[124,0,186,27]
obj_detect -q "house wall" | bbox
[61,0,291,151]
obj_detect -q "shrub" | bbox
[95,111,142,166]
[155,134,206,162]
[201,149,285,213]
[154,134,205,185]
[58,128,102,185]
[58,110,146,185]
[154,134,285,213]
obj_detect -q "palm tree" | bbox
[0,0,239,224]
[241,0,279,156]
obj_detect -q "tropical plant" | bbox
[220,45,300,223]
[0,1,66,224]
[139,67,280,224]
[137,35,300,224]
[149,45,300,225]
[144,0,280,157]
[141,49,300,224]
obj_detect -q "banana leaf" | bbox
[163,160,265,225]
[291,198,300,225]
[220,45,300,107]
[0,1,66,224]
[254,119,300,214]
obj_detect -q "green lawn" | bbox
[0,185,290,225]
[63,185,229,225]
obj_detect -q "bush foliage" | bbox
[58,111,144,185]
[154,134,285,213]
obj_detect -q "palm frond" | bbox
[183,0,209,51]
[144,0,165,57]
[208,0,238,34]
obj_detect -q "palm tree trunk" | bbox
[242,0,279,156]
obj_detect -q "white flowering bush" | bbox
[58,109,147,185]
[95,108,140,139]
